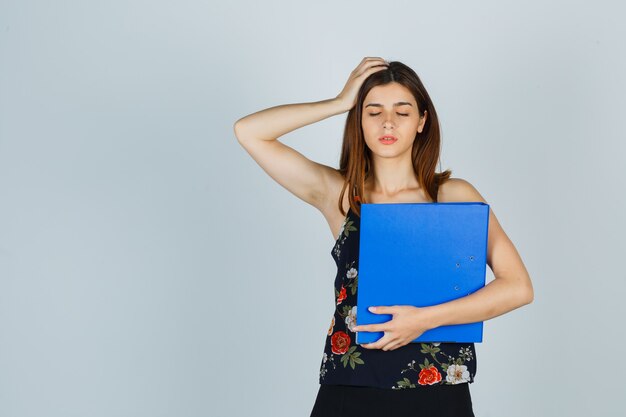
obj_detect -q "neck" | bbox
[367,157,418,197]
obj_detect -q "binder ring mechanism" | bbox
[454,254,476,291]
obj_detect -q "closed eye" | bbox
[368,112,409,117]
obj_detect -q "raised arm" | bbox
[233,58,389,211]
[233,99,347,210]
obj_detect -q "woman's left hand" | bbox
[353,305,433,351]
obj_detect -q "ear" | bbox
[418,110,427,133]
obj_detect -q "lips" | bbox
[379,135,397,144]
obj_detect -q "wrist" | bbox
[331,96,352,113]
[422,305,443,330]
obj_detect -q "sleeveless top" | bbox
[318,195,477,390]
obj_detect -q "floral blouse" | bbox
[318,199,477,389]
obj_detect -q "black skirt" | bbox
[309,383,475,417]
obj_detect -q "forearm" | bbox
[234,97,349,142]
[423,275,533,329]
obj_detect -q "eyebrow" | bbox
[364,102,413,108]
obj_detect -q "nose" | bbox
[382,112,397,128]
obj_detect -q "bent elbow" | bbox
[520,285,534,305]
[233,120,244,140]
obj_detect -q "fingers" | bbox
[353,323,384,332]
[339,57,389,110]
[362,338,404,351]
[361,334,398,351]
[360,56,387,64]
[383,340,403,351]
[353,57,388,75]
[355,58,388,78]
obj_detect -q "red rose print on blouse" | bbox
[336,285,347,305]
[418,365,443,385]
[331,331,351,355]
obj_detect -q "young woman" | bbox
[234,57,534,417]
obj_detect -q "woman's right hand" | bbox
[335,57,389,111]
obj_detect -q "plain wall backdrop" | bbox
[1,1,625,416]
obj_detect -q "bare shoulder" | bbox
[438,177,488,203]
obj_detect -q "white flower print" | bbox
[346,267,358,279]
[458,346,473,361]
[446,364,470,384]
[338,219,346,240]
[345,306,357,332]
[322,352,328,364]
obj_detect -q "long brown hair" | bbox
[337,60,452,217]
